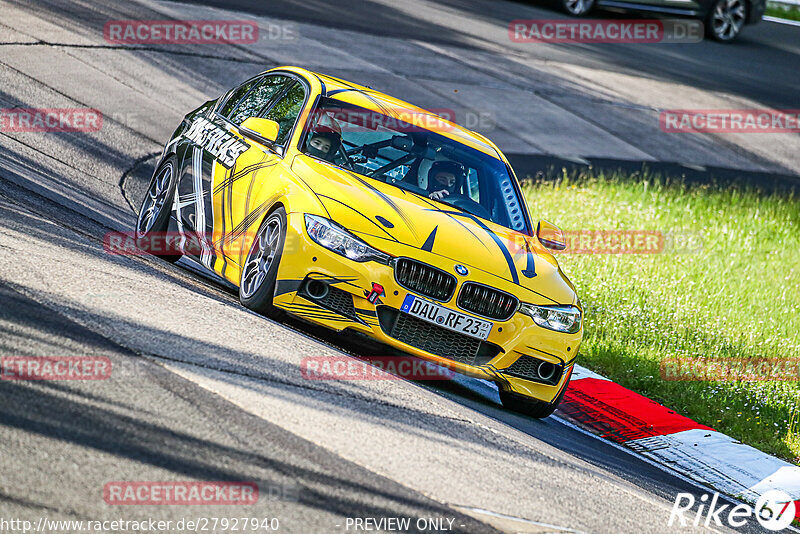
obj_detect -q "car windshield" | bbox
[301,97,529,233]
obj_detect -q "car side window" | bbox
[228,75,292,126]
[466,168,480,202]
[261,82,306,146]
[218,77,260,118]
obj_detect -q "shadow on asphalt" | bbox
[0,199,769,533]
[0,281,501,534]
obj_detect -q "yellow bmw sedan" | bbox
[136,66,582,418]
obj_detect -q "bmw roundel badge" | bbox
[454,264,469,276]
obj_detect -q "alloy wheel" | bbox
[711,0,746,41]
[136,162,173,237]
[564,0,595,16]
[241,217,282,298]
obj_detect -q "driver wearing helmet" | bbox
[306,131,341,162]
[427,160,466,201]
[305,112,342,163]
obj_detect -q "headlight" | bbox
[305,214,391,263]
[519,304,581,333]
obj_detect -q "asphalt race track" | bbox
[0,0,798,532]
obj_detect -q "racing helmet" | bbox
[427,160,466,194]
[307,111,342,161]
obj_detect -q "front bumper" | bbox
[273,212,582,404]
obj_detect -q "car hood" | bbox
[292,155,577,305]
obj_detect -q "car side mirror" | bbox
[537,220,566,251]
[238,117,280,147]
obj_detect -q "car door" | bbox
[220,79,308,273]
[173,73,295,277]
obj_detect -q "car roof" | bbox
[268,66,504,160]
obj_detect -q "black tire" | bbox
[239,207,287,319]
[705,0,746,42]
[499,382,569,419]
[135,156,181,263]
[561,0,595,16]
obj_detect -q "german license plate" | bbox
[400,294,493,340]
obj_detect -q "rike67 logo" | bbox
[669,490,797,531]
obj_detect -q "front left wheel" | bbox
[239,207,287,319]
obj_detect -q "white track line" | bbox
[764,15,800,26]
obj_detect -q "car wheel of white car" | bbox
[562,0,596,16]
[707,0,746,42]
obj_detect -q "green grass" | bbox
[522,169,800,464]
[766,3,800,21]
